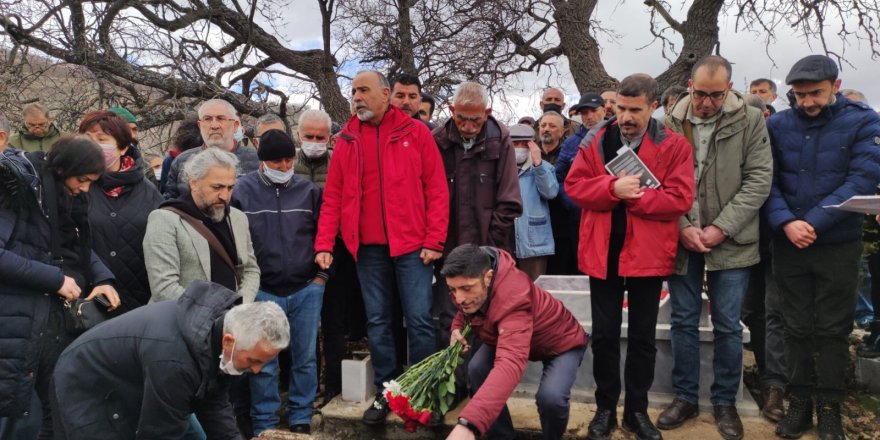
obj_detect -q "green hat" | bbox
[109,107,137,124]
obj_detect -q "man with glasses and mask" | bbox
[9,103,64,152]
[658,55,773,440]
[163,99,260,199]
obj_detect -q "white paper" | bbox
[824,195,880,215]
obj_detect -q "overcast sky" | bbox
[282,1,880,122]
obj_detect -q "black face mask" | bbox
[543,103,562,114]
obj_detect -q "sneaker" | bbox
[362,393,389,425]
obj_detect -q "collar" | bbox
[685,106,723,125]
[620,130,646,150]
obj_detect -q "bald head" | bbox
[540,88,565,113]
[351,71,391,125]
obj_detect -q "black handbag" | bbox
[63,295,113,333]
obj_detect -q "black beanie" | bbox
[257,129,296,161]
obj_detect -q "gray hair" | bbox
[541,111,564,123]
[744,94,767,111]
[224,301,290,350]
[0,114,9,133]
[183,148,239,182]
[23,103,50,118]
[297,109,332,132]
[452,82,489,108]
[256,113,283,126]
[842,89,869,105]
[197,99,239,120]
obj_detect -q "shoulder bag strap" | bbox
[161,206,237,273]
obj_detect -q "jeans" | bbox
[856,256,874,322]
[773,239,861,401]
[356,245,435,385]
[249,283,324,434]
[669,252,750,406]
[468,344,586,439]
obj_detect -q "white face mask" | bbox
[263,163,295,184]
[515,148,530,165]
[152,167,162,181]
[99,143,120,169]
[300,141,328,159]
[218,340,245,376]
[233,127,244,143]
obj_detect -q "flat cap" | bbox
[508,124,535,141]
[570,92,604,112]
[785,55,839,85]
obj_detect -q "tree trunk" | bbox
[554,0,619,94]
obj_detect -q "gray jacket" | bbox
[665,90,773,272]
[143,207,260,302]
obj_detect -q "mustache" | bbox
[620,121,638,128]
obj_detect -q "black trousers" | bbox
[772,239,861,401]
[590,236,662,413]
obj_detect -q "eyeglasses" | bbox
[692,90,727,102]
[200,115,235,123]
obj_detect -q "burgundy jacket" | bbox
[451,247,587,434]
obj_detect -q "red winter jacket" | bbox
[315,106,449,259]
[451,247,587,434]
[564,118,694,279]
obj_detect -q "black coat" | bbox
[51,281,243,439]
[87,151,163,311]
[0,150,115,417]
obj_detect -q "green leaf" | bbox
[439,396,449,414]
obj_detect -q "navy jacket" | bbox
[232,170,326,295]
[766,94,880,244]
[52,281,242,439]
[0,150,114,417]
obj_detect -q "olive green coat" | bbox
[8,124,64,152]
[665,90,773,273]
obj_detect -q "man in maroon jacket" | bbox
[315,70,449,425]
[443,244,588,440]
[566,74,694,440]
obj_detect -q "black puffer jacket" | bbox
[87,149,163,312]
[0,150,114,417]
[52,281,242,439]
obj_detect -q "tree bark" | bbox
[554,0,619,94]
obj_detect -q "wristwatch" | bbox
[457,417,480,436]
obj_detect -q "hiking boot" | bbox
[775,395,813,438]
[762,386,786,422]
[657,397,698,430]
[713,405,744,440]
[362,392,389,425]
[816,400,844,440]
[587,408,617,440]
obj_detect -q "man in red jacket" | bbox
[443,244,588,440]
[314,70,449,424]
[565,74,694,440]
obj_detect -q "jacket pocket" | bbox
[730,220,759,245]
[527,215,551,246]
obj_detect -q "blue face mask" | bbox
[262,163,294,184]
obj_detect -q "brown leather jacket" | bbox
[433,116,523,254]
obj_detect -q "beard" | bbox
[540,133,554,145]
[204,135,231,150]
[202,204,226,223]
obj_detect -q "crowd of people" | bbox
[0,52,879,440]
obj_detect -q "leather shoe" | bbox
[713,405,744,440]
[622,412,663,440]
[587,408,617,440]
[289,424,311,434]
[362,393,389,425]
[657,397,698,429]
[762,387,785,422]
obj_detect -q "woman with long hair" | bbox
[0,135,120,439]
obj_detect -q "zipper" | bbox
[376,127,391,244]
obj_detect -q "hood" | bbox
[17,123,61,141]
[175,280,242,394]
